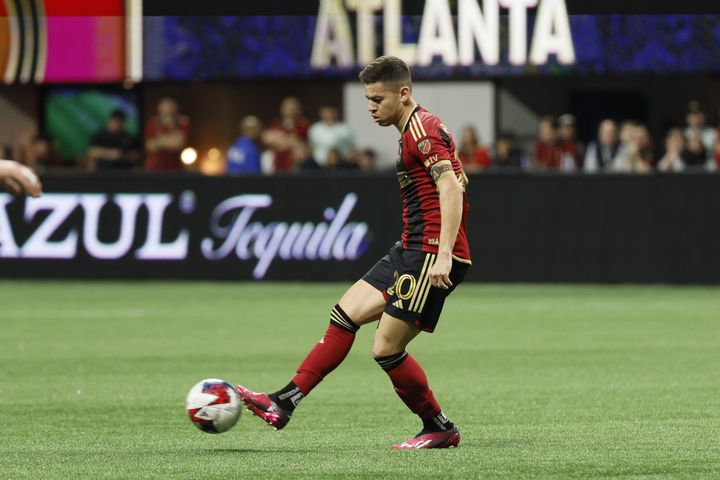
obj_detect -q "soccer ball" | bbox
[186,379,241,433]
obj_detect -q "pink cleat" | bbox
[235,385,292,431]
[392,427,460,449]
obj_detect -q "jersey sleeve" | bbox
[408,114,456,184]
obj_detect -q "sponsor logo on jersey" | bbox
[418,139,431,155]
[423,154,439,167]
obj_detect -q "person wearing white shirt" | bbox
[683,101,716,165]
[308,106,354,167]
[584,119,622,173]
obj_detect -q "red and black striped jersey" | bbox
[396,106,471,264]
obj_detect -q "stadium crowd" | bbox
[14,96,720,175]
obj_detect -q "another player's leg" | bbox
[236,279,385,430]
[373,314,459,449]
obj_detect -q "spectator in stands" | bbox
[613,120,634,171]
[557,114,583,170]
[684,101,716,163]
[584,119,621,173]
[657,128,687,172]
[632,124,654,172]
[308,106,354,167]
[291,141,320,172]
[533,116,562,170]
[264,96,310,173]
[22,133,60,172]
[492,131,526,170]
[355,148,377,172]
[145,97,190,172]
[713,111,720,170]
[86,109,141,172]
[684,132,707,169]
[616,121,637,165]
[614,123,652,173]
[325,148,343,168]
[618,120,636,144]
[457,125,490,172]
[226,116,263,175]
[322,147,359,170]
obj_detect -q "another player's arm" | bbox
[0,159,42,197]
[428,160,463,289]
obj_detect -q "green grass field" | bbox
[1,281,719,479]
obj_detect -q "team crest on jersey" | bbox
[418,139,431,154]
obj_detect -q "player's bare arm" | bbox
[428,162,464,289]
[0,159,43,197]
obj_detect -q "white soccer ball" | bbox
[186,379,241,434]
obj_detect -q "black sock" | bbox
[269,381,304,412]
[421,411,455,434]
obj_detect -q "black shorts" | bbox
[362,242,470,333]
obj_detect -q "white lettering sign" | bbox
[0,193,189,260]
[310,0,355,68]
[458,0,499,66]
[200,193,369,279]
[528,0,575,65]
[311,0,575,68]
[0,192,371,280]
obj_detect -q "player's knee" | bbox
[372,345,391,359]
[337,301,381,327]
[372,335,401,359]
[329,304,360,333]
[373,348,408,371]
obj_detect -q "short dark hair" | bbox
[358,56,412,91]
[110,108,127,121]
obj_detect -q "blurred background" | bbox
[0,0,719,283]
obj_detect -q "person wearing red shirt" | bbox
[457,125,491,172]
[144,97,190,172]
[533,116,562,170]
[236,56,471,450]
[557,114,583,170]
[263,96,310,173]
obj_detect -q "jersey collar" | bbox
[401,105,421,134]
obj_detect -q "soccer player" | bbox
[0,159,42,197]
[236,56,471,449]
